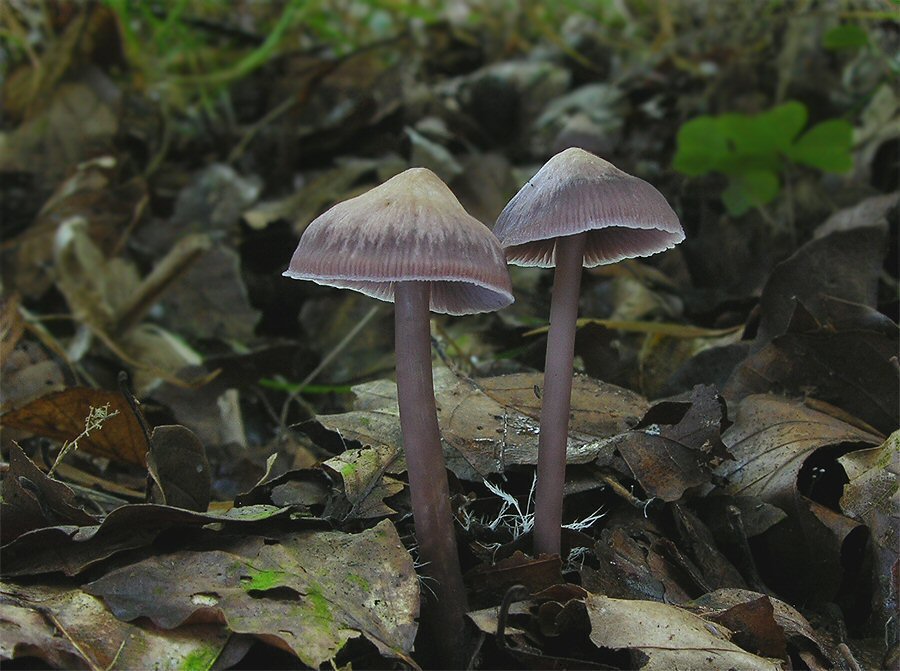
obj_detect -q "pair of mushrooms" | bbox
[284,147,683,660]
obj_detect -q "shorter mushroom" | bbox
[493,147,684,557]
[284,168,513,664]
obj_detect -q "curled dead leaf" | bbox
[586,593,783,670]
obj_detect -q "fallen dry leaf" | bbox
[0,293,25,366]
[1,387,149,466]
[0,445,96,545]
[5,156,144,300]
[467,550,563,603]
[691,588,832,666]
[244,158,382,232]
[669,503,746,592]
[716,393,882,603]
[1,580,231,670]
[0,339,66,411]
[478,371,649,437]
[158,243,261,341]
[839,432,899,559]
[323,444,405,518]
[727,299,899,435]
[814,192,898,238]
[1,503,293,577]
[704,592,788,660]
[717,394,882,504]
[317,366,648,482]
[1,587,89,669]
[585,593,782,670]
[838,431,899,624]
[606,384,729,501]
[584,525,668,602]
[0,75,120,189]
[755,226,886,346]
[146,424,211,512]
[85,519,418,667]
[583,508,737,606]
[298,292,394,382]
[53,214,140,334]
[133,163,260,254]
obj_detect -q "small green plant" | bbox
[673,101,853,216]
[822,24,870,51]
[48,403,120,476]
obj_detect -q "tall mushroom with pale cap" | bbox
[284,167,513,664]
[493,147,684,557]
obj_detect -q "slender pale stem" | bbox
[533,232,587,557]
[394,281,468,666]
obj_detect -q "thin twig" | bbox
[598,471,658,515]
[277,303,382,434]
[496,584,531,651]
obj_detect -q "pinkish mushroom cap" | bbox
[283,168,514,315]
[493,148,685,267]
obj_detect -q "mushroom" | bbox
[493,147,684,556]
[284,167,513,663]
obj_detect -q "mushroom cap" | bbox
[493,148,685,268]
[283,168,514,315]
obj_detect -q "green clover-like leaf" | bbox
[722,169,780,216]
[787,119,854,172]
[672,116,727,176]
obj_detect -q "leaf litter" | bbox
[84,519,419,668]
[1,2,898,669]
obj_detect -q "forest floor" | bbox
[1,2,897,669]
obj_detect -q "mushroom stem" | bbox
[394,281,468,664]
[533,232,587,557]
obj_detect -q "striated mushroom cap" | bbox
[493,147,684,268]
[284,168,514,315]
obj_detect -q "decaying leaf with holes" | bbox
[716,394,883,606]
[838,432,899,628]
[1,580,231,669]
[84,519,418,667]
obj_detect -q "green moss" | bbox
[240,568,284,592]
[340,462,357,478]
[347,574,370,592]
[878,435,898,466]
[306,583,332,623]
[181,646,218,671]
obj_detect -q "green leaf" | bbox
[823,24,869,50]
[788,119,854,172]
[672,116,727,176]
[721,170,780,216]
[718,113,757,153]
[761,101,809,149]
[720,103,807,155]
